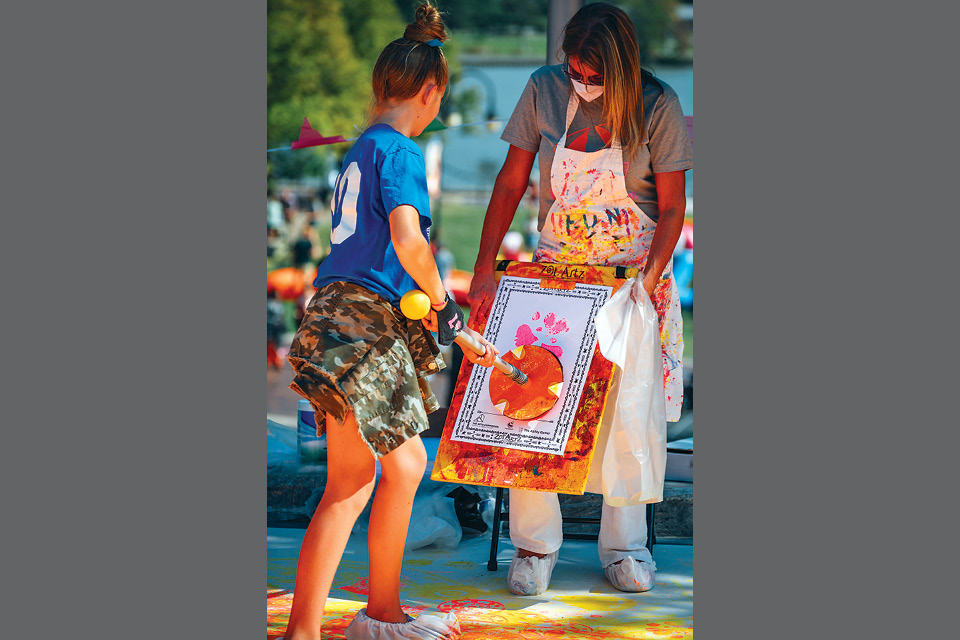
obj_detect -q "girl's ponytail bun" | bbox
[371,2,448,105]
[404,3,447,44]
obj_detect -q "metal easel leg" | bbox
[487,487,507,570]
[646,503,656,554]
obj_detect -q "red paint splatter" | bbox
[547,318,569,335]
[402,604,428,617]
[514,324,538,346]
[550,337,557,343]
[541,344,563,359]
[541,313,569,335]
[532,311,541,321]
[438,599,504,613]
[339,578,371,595]
[536,326,543,332]
[340,577,406,595]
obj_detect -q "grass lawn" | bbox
[432,200,527,271]
[681,307,693,361]
[457,30,546,58]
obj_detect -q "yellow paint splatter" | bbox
[555,594,636,611]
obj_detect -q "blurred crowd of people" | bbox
[267,186,331,272]
[267,186,332,368]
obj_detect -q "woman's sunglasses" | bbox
[563,62,604,87]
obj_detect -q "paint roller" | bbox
[400,290,528,386]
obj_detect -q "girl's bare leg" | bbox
[283,412,376,640]
[364,433,427,624]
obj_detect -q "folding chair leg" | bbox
[487,487,507,570]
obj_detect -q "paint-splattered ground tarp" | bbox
[268,529,692,639]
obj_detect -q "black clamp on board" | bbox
[496,260,512,272]
[615,266,628,279]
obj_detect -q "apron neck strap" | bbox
[564,90,579,131]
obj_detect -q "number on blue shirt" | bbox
[331,162,361,244]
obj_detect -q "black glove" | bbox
[434,294,464,346]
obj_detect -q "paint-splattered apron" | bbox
[534,93,683,421]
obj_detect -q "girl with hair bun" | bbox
[282,3,491,639]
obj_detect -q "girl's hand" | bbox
[420,297,461,338]
[422,309,439,333]
[460,327,499,368]
[433,295,465,346]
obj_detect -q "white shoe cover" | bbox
[344,607,461,640]
[604,556,655,592]
[507,550,559,596]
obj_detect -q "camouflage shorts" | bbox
[286,281,446,458]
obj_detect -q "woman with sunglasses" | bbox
[466,2,692,596]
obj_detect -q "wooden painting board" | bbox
[430,261,638,495]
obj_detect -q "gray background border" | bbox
[6,0,951,637]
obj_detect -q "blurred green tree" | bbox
[268,0,471,182]
[391,1,682,63]
[341,0,406,74]
[393,0,548,31]
[618,0,679,62]
[268,0,369,151]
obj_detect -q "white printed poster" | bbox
[450,276,613,455]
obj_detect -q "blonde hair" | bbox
[371,2,448,106]
[561,3,647,158]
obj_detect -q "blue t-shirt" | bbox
[313,124,431,307]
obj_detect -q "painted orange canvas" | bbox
[431,261,638,494]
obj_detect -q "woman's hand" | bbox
[466,270,497,326]
[631,275,656,304]
[459,327,500,368]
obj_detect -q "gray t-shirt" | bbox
[501,64,692,228]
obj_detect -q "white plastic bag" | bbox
[403,483,496,549]
[593,278,667,506]
[346,478,464,550]
[404,486,463,550]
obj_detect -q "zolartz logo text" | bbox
[540,265,586,280]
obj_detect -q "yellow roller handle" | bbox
[400,290,528,385]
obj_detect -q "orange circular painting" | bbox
[488,344,563,421]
